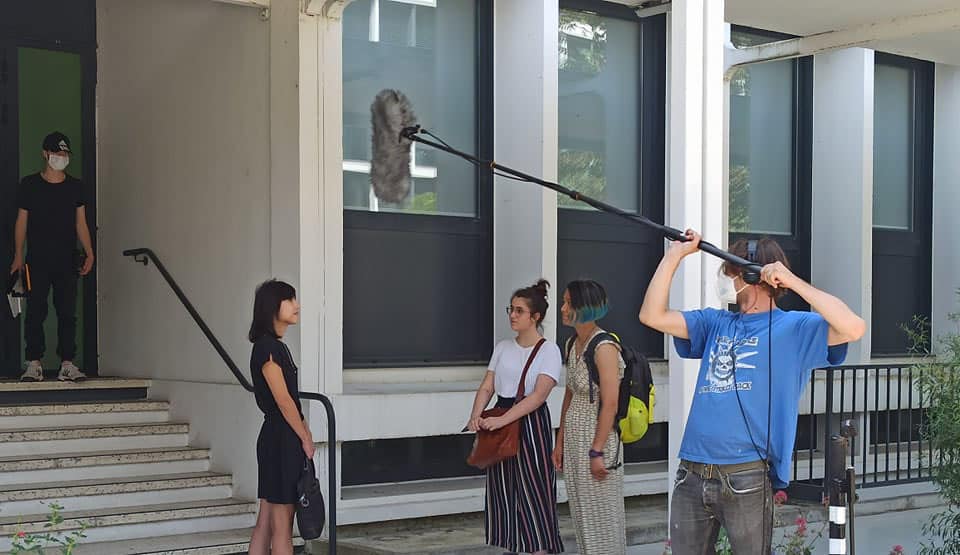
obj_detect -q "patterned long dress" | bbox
[562,328,627,555]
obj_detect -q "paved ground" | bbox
[619,506,939,555]
[308,485,945,554]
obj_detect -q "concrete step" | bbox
[310,495,667,555]
[0,400,170,429]
[69,529,306,555]
[0,422,190,456]
[339,461,668,525]
[0,498,257,551]
[0,378,152,405]
[0,447,211,485]
[0,471,233,514]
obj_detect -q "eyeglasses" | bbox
[505,306,528,316]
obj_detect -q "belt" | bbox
[681,459,767,481]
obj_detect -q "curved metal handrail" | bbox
[122,247,337,553]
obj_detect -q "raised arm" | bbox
[761,262,866,345]
[639,229,702,338]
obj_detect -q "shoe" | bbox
[58,361,87,382]
[20,361,43,382]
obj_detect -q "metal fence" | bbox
[789,364,940,500]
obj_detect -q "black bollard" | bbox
[827,420,858,555]
[826,433,848,554]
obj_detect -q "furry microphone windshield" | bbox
[370,89,418,203]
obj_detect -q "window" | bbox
[873,63,914,231]
[729,31,794,235]
[342,435,482,486]
[728,27,813,312]
[343,0,478,217]
[341,0,493,366]
[558,10,639,213]
[871,54,933,356]
[557,2,666,359]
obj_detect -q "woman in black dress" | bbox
[247,280,314,555]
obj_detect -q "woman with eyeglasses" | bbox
[466,279,564,555]
[554,279,626,555]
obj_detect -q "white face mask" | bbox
[716,271,749,305]
[48,154,69,171]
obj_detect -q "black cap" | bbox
[42,132,71,153]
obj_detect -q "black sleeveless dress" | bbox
[250,336,304,504]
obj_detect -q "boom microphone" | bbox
[369,89,418,203]
[367,88,764,283]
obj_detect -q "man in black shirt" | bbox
[9,132,95,381]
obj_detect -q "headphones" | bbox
[741,239,762,284]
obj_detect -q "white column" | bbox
[270,0,304,371]
[299,1,350,527]
[492,0,559,341]
[932,64,960,350]
[299,6,346,398]
[811,48,874,362]
[665,0,725,507]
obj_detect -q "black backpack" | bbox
[566,332,656,444]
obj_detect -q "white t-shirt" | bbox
[488,339,562,397]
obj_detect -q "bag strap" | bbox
[585,331,621,405]
[515,338,546,400]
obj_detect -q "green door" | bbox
[17,47,87,373]
[1,37,96,377]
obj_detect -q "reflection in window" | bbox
[728,30,794,235]
[873,63,914,231]
[342,0,477,217]
[559,10,639,213]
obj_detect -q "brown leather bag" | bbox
[466,338,546,469]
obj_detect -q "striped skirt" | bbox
[485,402,564,554]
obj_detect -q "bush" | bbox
[908,290,960,555]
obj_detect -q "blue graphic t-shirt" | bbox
[674,308,848,488]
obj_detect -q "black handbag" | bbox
[296,458,326,540]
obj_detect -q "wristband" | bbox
[589,449,604,459]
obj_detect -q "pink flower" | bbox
[890,546,904,554]
[795,516,808,536]
[16,531,26,538]
[773,490,788,505]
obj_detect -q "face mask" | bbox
[716,272,749,305]
[48,154,69,171]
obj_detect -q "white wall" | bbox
[150,380,262,500]
[932,64,960,348]
[96,0,274,384]
[811,48,875,362]
[492,0,559,341]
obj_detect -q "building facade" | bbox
[2,0,959,526]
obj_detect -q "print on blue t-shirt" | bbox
[674,308,848,488]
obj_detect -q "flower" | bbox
[773,490,788,505]
[889,546,904,554]
[16,531,26,538]
[795,515,808,536]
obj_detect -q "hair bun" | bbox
[533,279,550,297]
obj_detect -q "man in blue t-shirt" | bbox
[639,230,865,554]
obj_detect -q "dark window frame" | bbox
[0,2,98,376]
[342,0,494,368]
[728,25,813,313]
[871,52,933,356]
[557,1,667,359]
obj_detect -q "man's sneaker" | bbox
[58,361,87,382]
[20,361,44,382]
